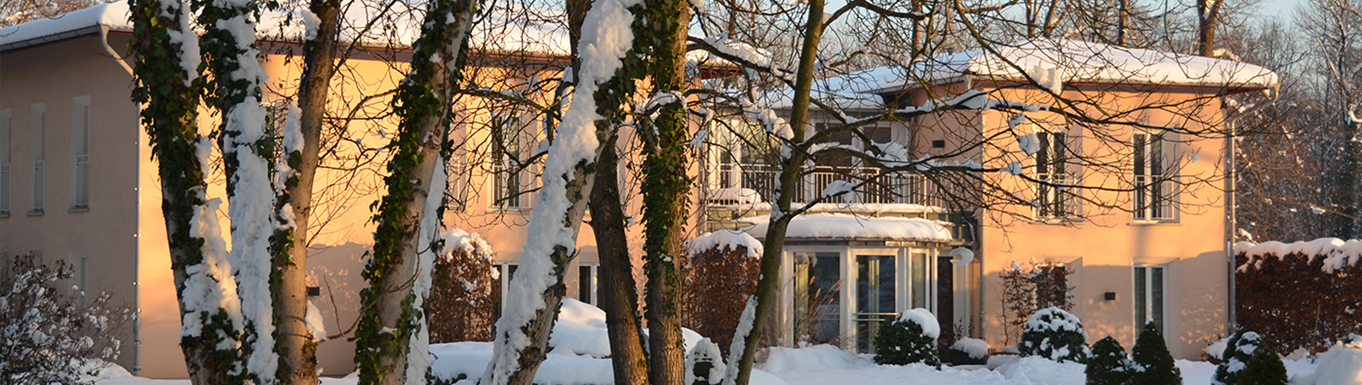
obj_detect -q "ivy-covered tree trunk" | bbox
[274,0,341,382]
[354,0,476,383]
[637,0,692,383]
[725,0,825,383]
[589,132,649,385]
[128,0,246,383]
[198,1,279,382]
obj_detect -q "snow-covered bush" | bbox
[1235,240,1362,353]
[1085,336,1132,385]
[945,337,989,364]
[683,230,761,355]
[1018,307,1088,363]
[427,229,499,343]
[1237,347,1287,385]
[0,254,132,384]
[1131,322,1181,385]
[873,308,940,366]
[686,338,725,385]
[1213,329,1264,385]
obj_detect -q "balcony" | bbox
[707,163,949,209]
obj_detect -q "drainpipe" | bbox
[100,25,141,375]
[1223,87,1278,333]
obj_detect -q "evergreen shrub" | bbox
[1131,322,1182,385]
[1085,336,1132,385]
[1019,307,1089,363]
[873,309,940,366]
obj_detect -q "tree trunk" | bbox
[1197,0,1222,56]
[128,0,244,383]
[273,0,341,382]
[727,0,824,383]
[199,1,280,381]
[479,0,649,382]
[637,0,693,383]
[590,132,650,385]
[355,0,475,383]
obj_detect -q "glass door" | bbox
[855,255,896,353]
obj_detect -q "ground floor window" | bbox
[789,247,947,353]
[578,264,597,305]
[1134,265,1166,335]
[794,252,841,346]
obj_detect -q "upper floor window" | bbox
[30,103,44,214]
[1,109,11,216]
[1133,131,1175,222]
[1034,131,1075,221]
[71,96,91,210]
[491,111,523,209]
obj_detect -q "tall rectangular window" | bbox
[578,264,596,305]
[30,104,44,213]
[71,96,90,209]
[1,109,11,215]
[491,112,521,209]
[1035,131,1072,220]
[1134,131,1174,222]
[793,252,841,346]
[1134,265,1166,335]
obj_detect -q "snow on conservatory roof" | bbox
[742,213,954,243]
[0,0,570,55]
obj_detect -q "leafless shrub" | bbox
[0,254,132,384]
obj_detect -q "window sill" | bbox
[0,212,8,218]
[27,209,43,217]
[68,206,89,213]
[1130,220,1179,226]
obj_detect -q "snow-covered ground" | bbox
[89,300,1359,385]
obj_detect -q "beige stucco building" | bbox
[0,2,1274,381]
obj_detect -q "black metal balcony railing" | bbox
[712,163,946,208]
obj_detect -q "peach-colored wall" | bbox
[0,34,144,374]
[905,82,1231,359]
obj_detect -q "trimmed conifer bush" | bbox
[685,338,726,385]
[1131,322,1182,385]
[1019,307,1089,363]
[874,309,941,366]
[1213,329,1265,385]
[1237,347,1288,385]
[1086,336,1132,385]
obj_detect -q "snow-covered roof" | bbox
[0,0,571,55]
[742,213,953,242]
[752,39,1278,110]
[888,39,1279,92]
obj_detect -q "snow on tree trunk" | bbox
[405,154,447,385]
[355,0,474,383]
[198,0,279,381]
[479,0,644,382]
[128,0,246,382]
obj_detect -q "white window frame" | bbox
[1,108,11,216]
[490,111,523,210]
[30,104,44,214]
[1133,264,1167,336]
[1133,130,1177,223]
[71,96,91,210]
[1034,130,1075,221]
